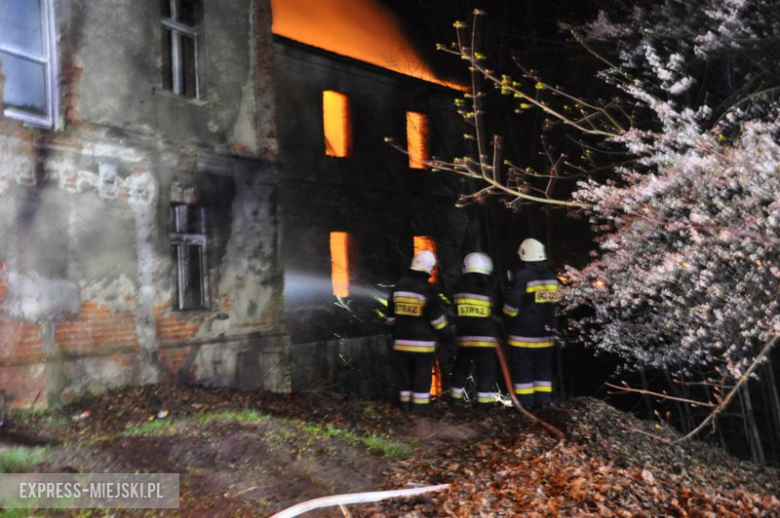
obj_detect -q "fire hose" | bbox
[270,341,563,517]
[494,338,565,442]
[268,484,450,518]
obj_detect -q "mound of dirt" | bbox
[4,385,485,515]
[561,397,778,495]
[361,397,780,516]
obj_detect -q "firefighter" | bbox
[385,250,449,414]
[502,238,560,409]
[449,252,500,411]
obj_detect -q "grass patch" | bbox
[123,409,264,437]
[364,434,411,459]
[1,508,40,518]
[123,419,174,437]
[10,407,70,431]
[119,409,410,458]
[10,407,50,420]
[0,446,46,473]
[195,409,265,424]
[298,423,410,459]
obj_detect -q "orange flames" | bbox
[271,0,464,90]
[406,112,429,169]
[431,358,442,397]
[413,236,438,284]
[330,231,351,297]
[323,91,352,157]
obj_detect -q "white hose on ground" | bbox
[268,483,450,518]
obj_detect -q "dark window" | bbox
[171,204,209,310]
[160,0,201,98]
[0,0,57,125]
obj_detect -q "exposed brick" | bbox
[158,346,192,383]
[60,63,83,125]
[154,301,205,342]
[55,300,139,354]
[0,320,43,363]
[0,364,45,408]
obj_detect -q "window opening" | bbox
[323,90,351,157]
[0,0,58,125]
[161,0,200,98]
[406,112,429,169]
[171,204,209,310]
[330,231,351,298]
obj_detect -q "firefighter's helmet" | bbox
[411,250,437,274]
[462,252,493,275]
[518,238,546,262]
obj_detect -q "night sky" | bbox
[377,0,602,85]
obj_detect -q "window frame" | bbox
[161,0,201,98]
[170,204,210,311]
[0,0,59,127]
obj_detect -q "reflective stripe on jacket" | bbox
[504,262,559,344]
[453,272,499,348]
[387,269,448,353]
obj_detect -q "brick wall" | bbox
[56,301,139,355]
[155,302,205,344]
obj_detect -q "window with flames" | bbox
[323,90,352,157]
[406,112,430,169]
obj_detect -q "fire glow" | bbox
[413,236,438,284]
[271,0,464,90]
[406,112,429,169]
[330,231,351,297]
[323,90,351,157]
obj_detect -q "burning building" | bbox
[0,0,480,407]
[271,0,481,398]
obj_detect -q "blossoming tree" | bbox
[425,1,780,450]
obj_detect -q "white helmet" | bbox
[462,252,493,275]
[411,250,437,274]
[518,238,546,262]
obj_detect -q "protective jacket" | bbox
[386,269,448,353]
[502,262,559,347]
[450,272,500,406]
[452,272,499,348]
[503,261,559,407]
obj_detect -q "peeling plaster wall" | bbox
[217,170,280,328]
[3,272,80,321]
[71,0,258,149]
[126,169,159,384]
[0,0,289,407]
